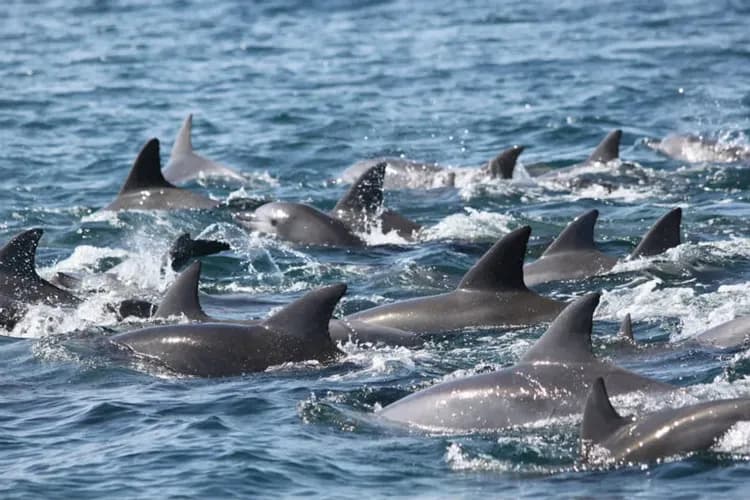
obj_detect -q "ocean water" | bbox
[2,0,750,497]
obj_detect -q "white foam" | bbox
[422,207,515,241]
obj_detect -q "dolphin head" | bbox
[236,202,297,237]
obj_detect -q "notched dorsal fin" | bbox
[520,292,599,363]
[542,210,599,256]
[171,114,194,158]
[0,228,43,278]
[587,129,622,163]
[263,283,347,340]
[168,233,230,271]
[458,226,530,291]
[581,377,629,445]
[120,138,175,194]
[333,163,385,217]
[619,313,633,342]
[630,208,681,258]
[486,145,525,179]
[154,261,209,321]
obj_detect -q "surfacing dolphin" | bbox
[693,316,750,351]
[235,163,420,246]
[347,226,565,334]
[526,129,623,179]
[581,377,750,465]
[524,208,682,287]
[152,260,422,347]
[162,114,245,184]
[112,283,347,377]
[645,133,750,164]
[102,138,220,211]
[378,293,674,432]
[339,145,525,189]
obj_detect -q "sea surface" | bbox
[2,0,750,498]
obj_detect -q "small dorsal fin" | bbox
[168,233,230,271]
[542,210,599,256]
[619,313,633,342]
[520,293,600,363]
[263,283,347,340]
[0,228,43,278]
[332,163,385,217]
[171,114,194,158]
[630,208,681,258]
[154,261,209,321]
[486,145,525,179]
[119,138,176,194]
[581,377,629,445]
[587,129,622,163]
[458,226,530,291]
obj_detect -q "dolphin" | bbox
[339,145,525,189]
[162,114,245,184]
[378,293,674,432]
[235,163,421,246]
[347,226,565,334]
[524,208,682,286]
[525,129,622,179]
[581,377,750,465]
[152,261,422,347]
[693,316,750,351]
[111,283,347,377]
[645,133,750,164]
[102,138,220,211]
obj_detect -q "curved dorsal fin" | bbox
[486,145,525,179]
[542,210,599,256]
[630,208,681,258]
[119,138,175,194]
[263,283,347,340]
[333,162,385,217]
[154,261,209,321]
[0,228,43,278]
[520,292,599,363]
[458,226,530,291]
[581,377,629,446]
[619,313,633,342]
[171,114,193,158]
[587,129,622,163]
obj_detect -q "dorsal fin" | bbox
[263,283,347,340]
[154,261,209,321]
[0,228,43,278]
[119,138,176,194]
[458,226,530,291]
[332,163,385,217]
[542,210,599,256]
[630,208,681,258]
[520,293,599,363]
[619,313,633,342]
[581,377,629,446]
[168,233,230,271]
[171,114,194,158]
[587,129,622,163]
[486,145,525,179]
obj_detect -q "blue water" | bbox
[3,0,750,497]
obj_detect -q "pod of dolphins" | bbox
[3,114,750,470]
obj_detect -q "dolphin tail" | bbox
[168,233,230,271]
[619,313,634,342]
[486,145,525,179]
[0,228,44,278]
[457,226,530,291]
[154,261,209,321]
[520,293,600,363]
[587,129,622,163]
[332,162,385,217]
[170,114,194,160]
[263,283,347,341]
[542,209,599,256]
[119,138,176,194]
[581,378,629,448]
[630,208,681,259]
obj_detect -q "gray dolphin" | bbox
[646,133,750,164]
[339,145,525,189]
[235,163,420,246]
[524,208,682,286]
[525,129,622,178]
[378,293,674,432]
[152,260,422,347]
[162,114,245,184]
[102,138,220,211]
[581,377,750,465]
[112,283,347,377]
[347,226,565,334]
[694,317,750,351]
